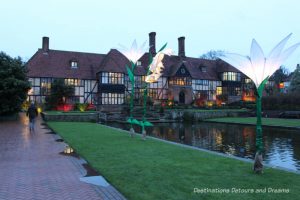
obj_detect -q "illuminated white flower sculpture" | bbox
[219,33,300,88]
[118,40,148,64]
[219,33,300,174]
[145,48,173,83]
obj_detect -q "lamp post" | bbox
[219,34,299,173]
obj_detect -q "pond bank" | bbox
[205,117,300,129]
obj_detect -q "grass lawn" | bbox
[205,117,300,128]
[47,122,300,200]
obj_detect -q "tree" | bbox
[199,50,225,60]
[289,64,300,93]
[0,52,30,115]
[45,79,74,110]
[272,66,289,85]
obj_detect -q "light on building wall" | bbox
[37,107,42,113]
[279,82,284,89]
[28,88,33,95]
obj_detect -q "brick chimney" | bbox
[42,37,49,51]
[178,36,185,57]
[149,32,156,56]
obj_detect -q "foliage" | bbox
[289,64,300,93]
[216,94,228,106]
[45,79,74,110]
[0,52,30,115]
[262,93,300,110]
[199,50,225,60]
[75,103,88,112]
[48,122,300,200]
[159,106,164,114]
[264,66,290,95]
[272,66,289,85]
[194,93,208,107]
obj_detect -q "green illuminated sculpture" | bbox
[119,40,147,136]
[119,40,172,138]
[219,33,299,173]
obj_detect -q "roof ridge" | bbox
[38,48,106,56]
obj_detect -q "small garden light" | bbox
[64,146,74,154]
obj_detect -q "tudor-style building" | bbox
[26,32,252,108]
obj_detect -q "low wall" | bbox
[166,110,248,122]
[41,112,98,122]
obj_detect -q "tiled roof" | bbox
[26,49,105,79]
[215,59,242,73]
[139,53,220,80]
[97,49,147,75]
[27,48,242,81]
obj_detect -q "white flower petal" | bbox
[219,34,299,88]
[268,33,292,59]
[250,39,266,86]
[266,42,300,77]
[219,53,258,86]
[162,48,173,56]
[118,40,147,63]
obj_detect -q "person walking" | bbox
[26,102,38,132]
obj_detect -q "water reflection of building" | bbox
[150,122,300,171]
[190,123,257,158]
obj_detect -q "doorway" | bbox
[179,91,185,104]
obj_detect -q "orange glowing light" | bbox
[279,82,284,89]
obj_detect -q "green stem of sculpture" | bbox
[130,84,134,129]
[255,77,268,154]
[142,70,151,133]
[142,87,147,133]
[256,91,263,154]
[129,64,136,129]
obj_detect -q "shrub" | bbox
[45,79,74,110]
[0,52,30,115]
[262,93,300,110]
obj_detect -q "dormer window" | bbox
[71,61,78,69]
[200,65,207,72]
[137,61,142,66]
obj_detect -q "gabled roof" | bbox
[139,53,220,80]
[97,49,147,75]
[26,47,242,81]
[215,59,242,73]
[26,49,105,79]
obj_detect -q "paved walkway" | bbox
[0,113,126,200]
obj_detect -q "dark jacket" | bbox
[26,105,38,119]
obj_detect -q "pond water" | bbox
[106,122,300,171]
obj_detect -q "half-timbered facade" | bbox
[26,32,253,108]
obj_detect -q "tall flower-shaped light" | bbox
[138,44,172,139]
[145,48,173,83]
[219,33,300,173]
[118,40,148,136]
[118,40,148,64]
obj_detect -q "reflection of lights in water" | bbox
[215,132,222,146]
